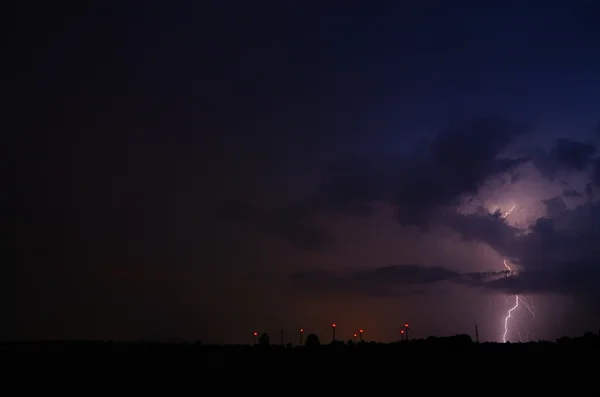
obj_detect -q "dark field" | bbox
[3,336,599,391]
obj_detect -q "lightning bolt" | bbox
[500,205,535,343]
[500,204,515,219]
[502,294,519,343]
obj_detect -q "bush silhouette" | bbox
[305,333,320,347]
[259,332,270,346]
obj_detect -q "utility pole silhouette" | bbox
[404,323,409,341]
[332,323,336,342]
[475,324,479,343]
[299,328,304,345]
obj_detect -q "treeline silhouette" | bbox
[3,332,599,372]
[3,331,598,353]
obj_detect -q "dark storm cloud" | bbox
[267,118,529,249]
[585,183,595,201]
[553,138,596,170]
[530,121,600,188]
[291,265,506,297]
[543,196,567,218]
[478,264,600,295]
[291,198,600,300]
[394,118,529,227]
[438,208,521,259]
[592,158,600,186]
[532,137,596,180]
[562,189,582,198]
[444,200,600,298]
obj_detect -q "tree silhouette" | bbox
[259,332,270,346]
[305,333,320,347]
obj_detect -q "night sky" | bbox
[10,1,600,343]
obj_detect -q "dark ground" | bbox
[3,332,598,367]
[2,335,597,391]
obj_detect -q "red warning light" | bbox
[253,332,258,336]
[300,328,304,332]
[353,333,357,337]
[400,330,404,334]
[404,323,409,328]
[359,329,363,333]
[332,323,336,327]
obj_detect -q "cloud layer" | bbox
[267,117,529,249]
[286,118,600,303]
[291,264,506,297]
